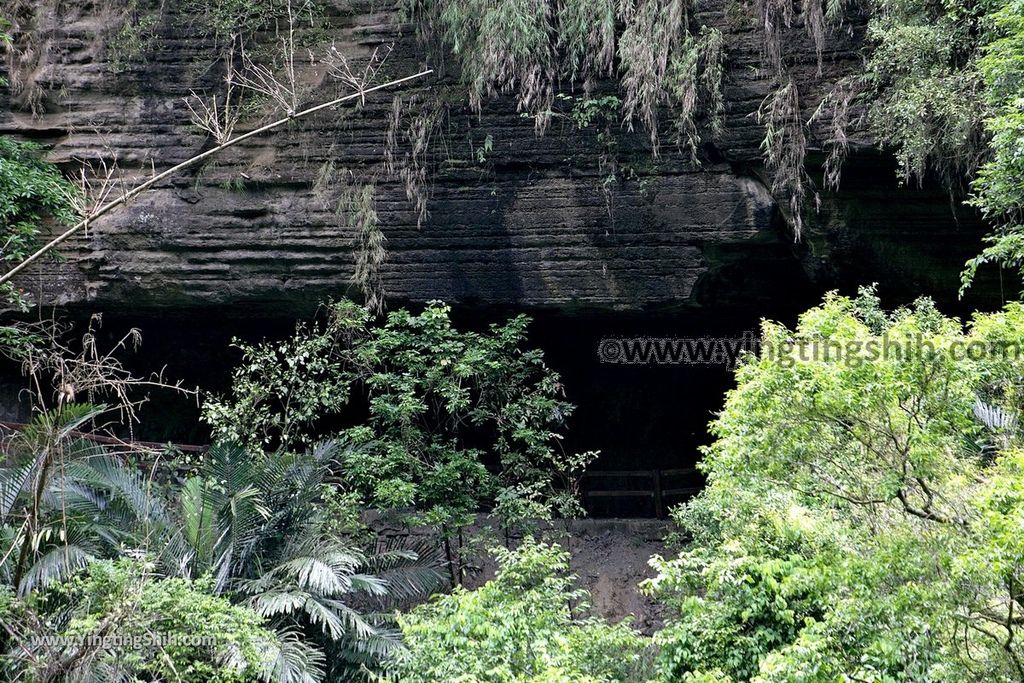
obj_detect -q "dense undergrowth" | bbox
[0,299,606,681]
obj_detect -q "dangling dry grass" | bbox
[402,0,859,242]
[407,0,726,154]
[811,77,861,191]
[344,183,387,314]
[556,0,617,88]
[758,76,809,239]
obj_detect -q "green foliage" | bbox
[385,538,648,682]
[345,183,386,314]
[0,137,77,263]
[204,299,595,531]
[1,558,280,682]
[645,541,830,682]
[181,0,320,45]
[562,94,622,131]
[106,0,162,73]
[0,19,11,88]
[751,0,846,239]
[0,404,161,596]
[1,415,442,681]
[162,440,444,676]
[556,0,616,84]
[202,300,368,451]
[864,0,987,189]
[963,0,1024,287]
[855,0,1024,288]
[758,78,808,237]
[0,137,78,307]
[645,289,1024,681]
[427,0,555,126]
[338,302,591,529]
[617,0,723,155]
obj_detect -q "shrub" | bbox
[0,137,78,306]
[386,539,648,682]
[204,300,595,532]
[1,558,281,682]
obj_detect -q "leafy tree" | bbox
[962,0,1024,285]
[645,289,1024,681]
[204,300,595,534]
[384,538,648,683]
[202,301,369,451]
[863,0,987,191]
[847,0,1024,288]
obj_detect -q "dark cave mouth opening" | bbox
[522,309,763,517]
[0,303,806,518]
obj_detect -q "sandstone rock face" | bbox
[1,0,997,316]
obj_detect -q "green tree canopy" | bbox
[204,300,595,531]
[646,289,1024,681]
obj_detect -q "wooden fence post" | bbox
[653,469,664,519]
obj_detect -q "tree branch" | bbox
[0,69,434,288]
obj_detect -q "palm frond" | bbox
[328,623,404,664]
[18,543,92,595]
[347,573,389,597]
[260,628,326,683]
[247,588,312,617]
[0,463,34,522]
[301,595,352,640]
[363,537,447,603]
[81,453,171,525]
[180,476,219,575]
[974,399,1019,433]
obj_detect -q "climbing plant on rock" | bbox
[0,137,79,308]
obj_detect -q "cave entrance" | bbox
[0,301,811,520]
[519,308,780,518]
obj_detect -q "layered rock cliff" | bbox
[1,0,998,317]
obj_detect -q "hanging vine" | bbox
[385,94,449,230]
[758,78,810,237]
[401,0,868,243]
[403,0,727,153]
[346,183,386,315]
[313,161,387,314]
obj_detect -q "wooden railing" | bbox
[0,417,702,519]
[0,420,207,453]
[581,468,702,518]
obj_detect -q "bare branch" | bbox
[0,68,434,288]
